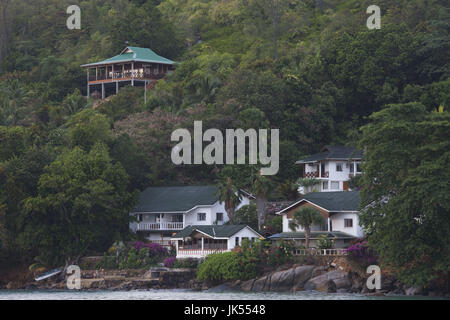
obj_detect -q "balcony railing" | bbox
[136,222,184,231]
[177,248,229,258]
[349,172,362,178]
[304,171,319,178]
[148,240,176,247]
[292,248,347,256]
[88,71,165,82]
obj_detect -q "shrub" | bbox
[173,258,198,269]
[163,257,176,268]
[345,240,377,267]
[197,239,295,284]
[316,235,335,249]
[197,251,258,284]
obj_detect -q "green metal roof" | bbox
[278,191,360,214]
[296,145,363,164]
[269,231,356,240]
[303,191,360,212]
[81,46,175,67]
[131,186,220,213]
[172,225,261,239]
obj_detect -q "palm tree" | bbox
[216,176,242,224]
[253,172,270,231]
[289,207,325,249]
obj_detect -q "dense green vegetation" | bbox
[197,239,293,284]
[0,0,448,287]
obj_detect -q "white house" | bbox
[171,225,262,258]
[297,145,363,194]
[129,186,253,245]
[270,191,363,248]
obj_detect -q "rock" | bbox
[361,285,370,294]
[381,275,396,291]
[317,280,336,293]
[367,291,385,297]
[252,276,269,292]
[241,279,255,292]
[269,269,295,292]
[337,288,349,294]
[293,265,316,291]
[405,286,423,296]
[305,270,351,291]
[311,266,327,278]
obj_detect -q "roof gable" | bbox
[172,225,261,239]
[277,191,360,214]
[132,186,220,213]
[296,145,363,164]
[81,46,175,67]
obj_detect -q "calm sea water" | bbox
[0,289,441,300]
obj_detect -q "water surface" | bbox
[0,289,439,300]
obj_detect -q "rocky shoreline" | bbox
[2,264,448,298]
[227,264,449,297]
[2,267,203,291]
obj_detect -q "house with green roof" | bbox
[172,225,262,258]
[297,145,363,194]
[129,186,253,246]
[81,46,176,99]
[272,191,363,248]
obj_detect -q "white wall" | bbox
[301,161,361,192]
[130,196,253,240]
[330,212,364,237]
[227,227,260,250]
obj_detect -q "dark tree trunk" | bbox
[305,226,311,249]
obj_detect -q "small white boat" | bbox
[35,268,63,281]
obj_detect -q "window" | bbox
[331,181,340,189]
[197,212,206,221]
[356,163,362,173]
[336,163,343,172]
[172,214,183,222]
[137,214,143,222]
[235,237,239,246]
[344,219,353,228]
[350,163,355,173]
[322,181,329,190]
[216,212,223,221]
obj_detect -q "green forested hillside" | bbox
[0,0,449,286]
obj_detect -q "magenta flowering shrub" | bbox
[345,240,377,267]
[132,241,168,257]
[163,257,176,268]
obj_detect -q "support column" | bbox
[201,237,204,254]
[327,217,331,232]
[87,84,90,98]
[116,81,119,94]
[131,62,134,86]
[144,81,147,104]
[101,83,105,99]
[86,69,90,98]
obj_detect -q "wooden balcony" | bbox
[304,171,319,178]
[88,70,165,84]
[136,222,184,231]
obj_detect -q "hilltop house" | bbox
[297,145,363,194]
[81,46,176,99]
[129,186,253,246]
[172,225,262,258]
[270,191,362,248]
